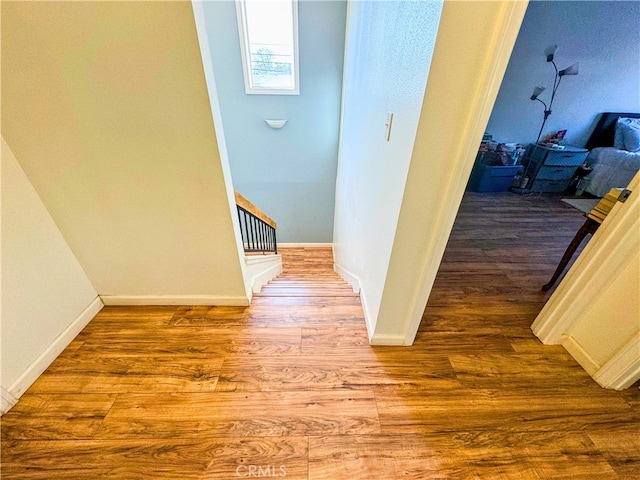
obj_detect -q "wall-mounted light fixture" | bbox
[264,119,287,129]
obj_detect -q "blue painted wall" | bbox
[486,1,640,148]
[203,0,346,242]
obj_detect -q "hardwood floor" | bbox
[2,192,639,479]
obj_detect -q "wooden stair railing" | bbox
[234,191,277,254]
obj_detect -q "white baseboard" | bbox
[245,254,281,266]
[1,387,18,415]
[334,266,396,346]
[561,335,600,376]
[333,263,379,341]
[278,243,333,248]
[245,255,283,293]
[359,285,374,341]
[6,297,104,406]
[593,335,640,390]
[100,295,250,306]
[370,333,407,346]
[334,263,360,293]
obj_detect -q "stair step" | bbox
[257,284,352,289]
[275,274,341,278]
[255,291,359,297]
[271,276,346,280]
[252,247,359,299]
[273,279,345,283]
[257,275,357,298]
[267,281,349,287]
[260,285,354,292]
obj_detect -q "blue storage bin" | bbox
[467,164,521,192]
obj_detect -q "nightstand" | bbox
[522,145,589,193]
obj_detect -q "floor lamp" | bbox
[516,45,579,191]
[530,45,579,145]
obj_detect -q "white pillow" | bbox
[615,117,640,152]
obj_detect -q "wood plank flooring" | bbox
[2,193,639,479]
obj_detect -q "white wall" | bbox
[486,1,640,147]
[533,171,640,389]
[334,1,528,343]
[375,1,527,344]
[333,0,443,336]
[568,250,639,367]
[203,0,346,243]
[1,1,248,305]
[1,138,102,413]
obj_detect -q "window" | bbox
[236,0,299,95]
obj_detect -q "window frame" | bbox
[235,0,300,95]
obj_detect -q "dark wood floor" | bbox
[2,192,639,479]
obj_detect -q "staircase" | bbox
[254,247,358,297]
[233,193,355,298]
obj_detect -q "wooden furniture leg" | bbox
[541,218,600,292]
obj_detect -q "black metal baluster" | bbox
[243,209,250,250]
[271,226,274,252]
[238,207,244,249]
[266,225,270,253]
[243,209,248,250]
[235,204,277,254]
[256,220,261,252]
[251,215,257,251]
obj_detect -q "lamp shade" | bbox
[544,44,558,62]
[530,86,546,100]
[559,62,579,76]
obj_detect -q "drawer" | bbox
[530,178,570,193]
[542,150,588,166]
[536,165,578,181]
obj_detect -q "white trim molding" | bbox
[100,295,250,306]
[245,254,282,293]
[359,284,375,343]
[563,335,640,390]
[334,263,360,294]
[561,335,600,375]
[333,262,381,343]
[7,297,103,403]
[278,243,333,248]
[1,387,18,415]
[370,334,406,346]
[593,336,640,391]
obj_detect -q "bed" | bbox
[582,112,640,197]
